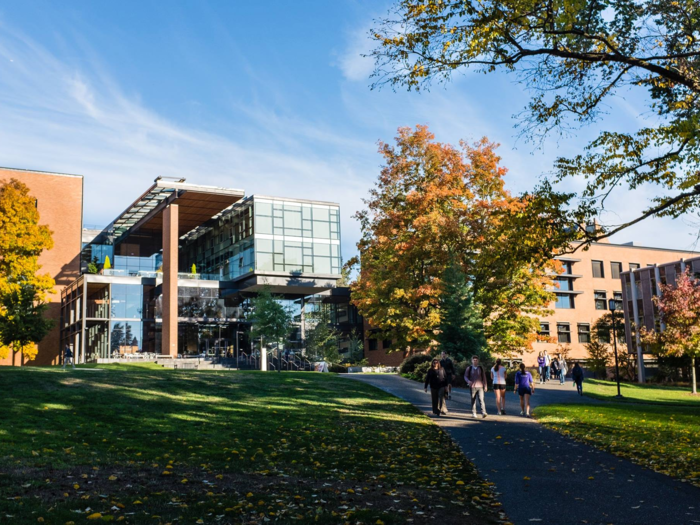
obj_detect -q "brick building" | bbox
[0,167,83,366]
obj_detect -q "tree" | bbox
[349,126,557,356]
[436,260,486,362]
[346,328,364,363]
[0,179,54,361]
[369,1,700,242]
[585,340,611,379]
[305,304,341,363]
[641,268,700,394]
[592,311,627,345]
[248,286,293,369]
[336,266,352,287]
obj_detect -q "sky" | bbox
[0,0,698,263]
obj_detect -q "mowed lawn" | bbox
[0,366,504,525]
[536,402,700,488]
[582,379,700,406]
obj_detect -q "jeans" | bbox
[538,366,544,383]
[544,366,550,381]
[560,369,566,384]
[431,387,448,414]
[470,387,487,415]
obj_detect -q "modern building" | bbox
[60,177,360,365]
[364,239,698,366]
[0,167,83,367]
[620,255,700,382]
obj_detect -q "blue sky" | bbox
[0,1,697,262]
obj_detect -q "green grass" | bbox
[0,365,503,524]
[536,403,700,488]
[583,379,700,406]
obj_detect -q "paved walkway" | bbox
[346,374,700,525]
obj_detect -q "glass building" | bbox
[62,178,361,366]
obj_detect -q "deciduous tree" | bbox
[369,1,700,241]
[349,126,558,356]
[641,268,700,394]
[0,179,54,361]
[249,286,293,371]
[305,305,342,363]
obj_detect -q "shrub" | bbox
[399,353,432,375]
[412,361,432,383]
[329,364,348,374]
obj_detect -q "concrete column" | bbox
[653,265,665,332]
[260,337,267,371]
[162,204,179,357]
[629,271,646,383]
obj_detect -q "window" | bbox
[592,260,604,278]
[610,262,622,280]
[555,293,574,309]
[560,261,574,274]
[577,324,591,343]
[629,263,640,270]
[613,291,623,309]
[368,339,378,351]
[538,322,550,337]
[557,323,571,344]
[555,277,573,291]
[597,326,611,344]
[382,339,392,350]
[595,291,607,310]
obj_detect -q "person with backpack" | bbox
[424,359,449,416]
[440,351,456,400]
[490,358,507,415]
[465,355,488,418]
[551,358,561,382]
[62,344,75,369]
[514,363,535,417]
[572,362,584,395]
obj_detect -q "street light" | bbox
[608,298,624,398]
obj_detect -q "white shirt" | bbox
[544,354,551,365]
[491,366,506,385]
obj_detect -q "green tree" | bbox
[436,260,486,362]
[249,286,293,370]
[369,1,700,241]
[0,179,54,361]
[585,340,611,379]
[336,266,352,287]
[306,304,341,363]
[346,328,364,363]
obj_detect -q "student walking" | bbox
[559,354,568,385]
[551,358,560,382]
[514,363,535,417]
[424,359,449,416]
[572,362,584,395]
[543,350,551,381]
[465,355,488,418]
[440,351,456,400]
[537,352,546,384]
[490,358,507,415]
[62,344,75,369]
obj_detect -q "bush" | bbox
[399,353,432,375]
[329,364,348,374]
[412,361,432,383]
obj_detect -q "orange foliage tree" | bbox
[349,125,570,357]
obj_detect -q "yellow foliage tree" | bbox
[0,179,55,360]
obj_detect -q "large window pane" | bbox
[312,221,330,239]
[314,256,331,274]
[256,216,273,235]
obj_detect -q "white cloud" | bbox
[335,25,376,82]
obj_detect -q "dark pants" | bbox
[574,379,583,395]
[430,387,447,414]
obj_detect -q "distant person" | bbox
[514,363,535,417]
[424,359,448,416]
[490,358,507,415]
[62,344,75,369]
[537,352,546,384]
[440,351,456,400]
[551,358,560,382]
[543,350,551,381]
[559,354,568,385]
[465,355,488,418]
[572,362,584,395]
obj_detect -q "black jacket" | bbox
[572,366,584,381]
[440,358,455,375]
[425,368,448,390]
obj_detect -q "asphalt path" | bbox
[346,374,700,525]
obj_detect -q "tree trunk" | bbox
[692,356,697,395]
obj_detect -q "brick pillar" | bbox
[162,204,179,357]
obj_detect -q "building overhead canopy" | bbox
[105,178,244,252]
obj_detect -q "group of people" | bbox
[536,350,568,384]
[424,352,586,418]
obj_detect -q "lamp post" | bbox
[608,298,623,398]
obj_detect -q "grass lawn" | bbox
[582,379,700,406]
[0,365,504,525]
[536,403,700,488]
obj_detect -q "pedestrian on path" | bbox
[551,358,560,382]
[572,362,584,395]
[465,355,488,418]
[559,354,568,385]
[62,344,75,369]
[543,350,551,381]
[537,352,545,384]
[514,363,535,417]
[440,351,456,400]
[490,358,507,415]
[424,359,448,416]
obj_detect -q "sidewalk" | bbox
[346,374,700,525]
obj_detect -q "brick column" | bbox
[162,204,179,357]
